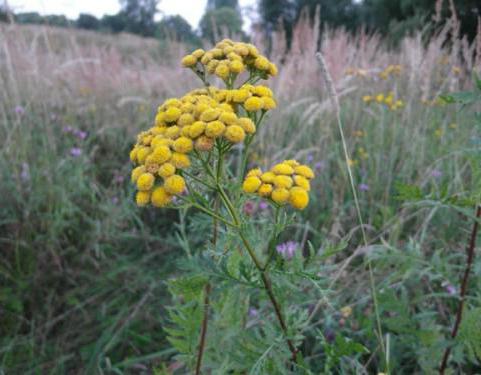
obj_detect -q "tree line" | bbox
[0,0,479,44]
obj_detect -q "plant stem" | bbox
[195,283,211,375]
[439,205,481,374]
[194,150,225,375]
[238,224,298,362]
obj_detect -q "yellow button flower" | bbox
[151,186,172,207]
[262,97,277,110]
[244,97,263,112]
[242,176,262,193]
[289,187,309,210]
[294,175,310,191]
[237,117,256,134]
[268,63,278,76]
[261,172,275,183]
[164,107,182,122]
[181,54,197,67]
[171,152,191,168]
[229,60,245,74]
[189,121,206,138]
[136,190,151,207]
[258,183,273,197]
[195,135,214,151]
[225,125,246,143]
[273,175,293,189]
[272,163,294,175]
[205,120,226,138]
[247,168,262,177]
[294,165,314,179]
[215,63,230,80]
[137,147,151,164]
[200,108,221,122]
[137,172,155,191]
[158,163,176,179]
[164,175,186,195]
[233,89,250,103]
[178,113,195,126]
[219,112,238,125]
[150,146,172,164]
[272,188,290,204]
[131,166,146,182]
[254,56,270,70]
[173,137,194,153]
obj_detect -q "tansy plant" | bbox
[129,39,317,372]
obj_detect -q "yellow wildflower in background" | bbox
[242,160,314,210]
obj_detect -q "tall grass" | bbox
[0,10,480,372]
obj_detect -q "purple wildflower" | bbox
[14,106,25,116]
[63,125,74,133]
[306,153,314,163]
[315,161,325,172]
[430,169,442,178]
[276,241,299,259]
[442,281,456,295]
[112,196,119,204]
[114,175,125,184]
[243,200,256,216]
[248,307,259,318]
[258,201,269,211]
[70,147,82,157]
[358,183,369,192]
[20,162,30,182]
[323,329,336,344]
[74,130,88,140]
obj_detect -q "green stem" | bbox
[238,230,298,362]
[176,195,236,228]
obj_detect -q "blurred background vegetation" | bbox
[1,0,481,373]
[1,0,480,44]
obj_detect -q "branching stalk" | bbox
[439,205,481,374]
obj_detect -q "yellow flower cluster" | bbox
[242,160,314,210]
[213,84,277,113]
[181,39,278,81]
[379,64,402,80]
[130,88,257,207]
[363,92,404,111]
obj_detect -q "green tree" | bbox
[120,0,159,36]
[101,13,128,33]
[44,14,70,27]
[77,13,100,30]
[199,7,243,43]
[15,12,45,25]
[206,0,239,10]
[157,15,200,44]
[295,0,361,31]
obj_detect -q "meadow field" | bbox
[1,13,481,374]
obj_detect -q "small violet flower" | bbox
[276,241,299,259]
[359,183,369,192]
[74,129,88,140]
[430,169,442,178]
[258,201,269,211]
[248,307,259,318]
[70,147,82,157]
[20,162,30,182]
[15,106,25,116]
[243,200,256,216]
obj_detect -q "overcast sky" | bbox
[6,0,258,30]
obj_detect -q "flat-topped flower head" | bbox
[242,160,315,210]
[181,39,278,83]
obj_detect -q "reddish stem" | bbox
[439,205,481,374]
